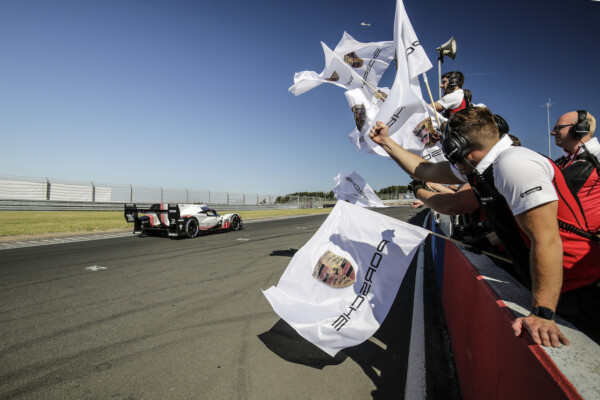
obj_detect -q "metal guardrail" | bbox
[0,174,338,211]
[0,174,411,211]
[0,174,288,206]
[0,199,307,212]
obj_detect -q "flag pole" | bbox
[421,73,441,129]
[427,229,513,264]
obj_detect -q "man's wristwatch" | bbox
[531,306,555,321]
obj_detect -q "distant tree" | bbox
[376,185,408,195]
[274,191,335,204]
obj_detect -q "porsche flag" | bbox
[346,88,385,152]
[352,0,435,157]
[289,32,395,97]
[332,171,387,208]
[262,201,429,357]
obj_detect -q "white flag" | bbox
[410,116,448,163]
[346,88,380,150]
[421,142,447,163]
[332,171,387,208]
[262,201,429,357]
[352,0,434,157]
[289,32,395,97]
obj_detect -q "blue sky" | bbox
[1,0,599,196]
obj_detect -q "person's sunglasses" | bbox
[552,124,574,132]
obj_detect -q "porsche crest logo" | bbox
[344,52,363,68]
[326,71,340,82]
[351,104,367,131]
[375,90,388,103]
[412,117,437,146]
[312,250,356,288]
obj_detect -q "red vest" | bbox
[469,159,600,292]
[551,161,600,291]
[449,97,468,115]
[556,149,600,232]
[442,95,468,119]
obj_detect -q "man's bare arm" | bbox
[511,201,570,347]
[426,182,457,194]
[415,184,479,215]
[369,121,462,184]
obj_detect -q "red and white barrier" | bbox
[431,214,599,399]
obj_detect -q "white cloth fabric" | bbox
[345,88,380,141]
[561,136,600,160]
[493,147,557,215]
[332,171,387,208]
[437,89,464,111]
[421,143,446,163]
[262,201,429,357]
[584,136,600,158]
[350,0,434,157]
[289,32,394,97]
[451,135,558,216]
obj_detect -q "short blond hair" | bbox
[588,112,596,136]
[447,107,500,149]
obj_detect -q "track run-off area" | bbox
[0,207,460,399]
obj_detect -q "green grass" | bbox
[0,208,333,239]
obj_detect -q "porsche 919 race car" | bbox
[124,203,243,238]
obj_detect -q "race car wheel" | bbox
[185,218,199,238]
[230,215,241,231]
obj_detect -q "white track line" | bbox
[0,232,133,250]
[404,212,430,399]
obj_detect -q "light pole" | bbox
[541,98,554,158]
[436,37,457,99]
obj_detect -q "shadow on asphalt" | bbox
[258,319,348,368]
[258,210,461,399]
[269,249,298,257]
[257,236,420,397]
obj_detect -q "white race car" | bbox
[124,203,243,238]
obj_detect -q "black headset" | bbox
[493,114,509,135]
[442,122,471,164]
[571,110,590,140]
[441,110,509,165]
[448,71,459,88]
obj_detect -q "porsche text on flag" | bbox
[262,201,429,357]
[350,0,436,157]
[289,32,394,98]
[332,171,387,208]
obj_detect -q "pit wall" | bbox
[430,213,600,400]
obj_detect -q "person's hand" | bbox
[407,179,427,196]
[462,234,491,254]
[512,315,570,347]
[369,121,389,145]
[410,200,424,209]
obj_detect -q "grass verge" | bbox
[0,208,333,240]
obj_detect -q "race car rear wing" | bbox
[124,203,181,234]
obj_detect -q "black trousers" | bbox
[557,281,600,345]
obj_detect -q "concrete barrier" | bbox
[431,213,600,400]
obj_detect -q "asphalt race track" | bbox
[0,207,460,399]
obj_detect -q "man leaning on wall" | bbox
[368,107,600,347]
